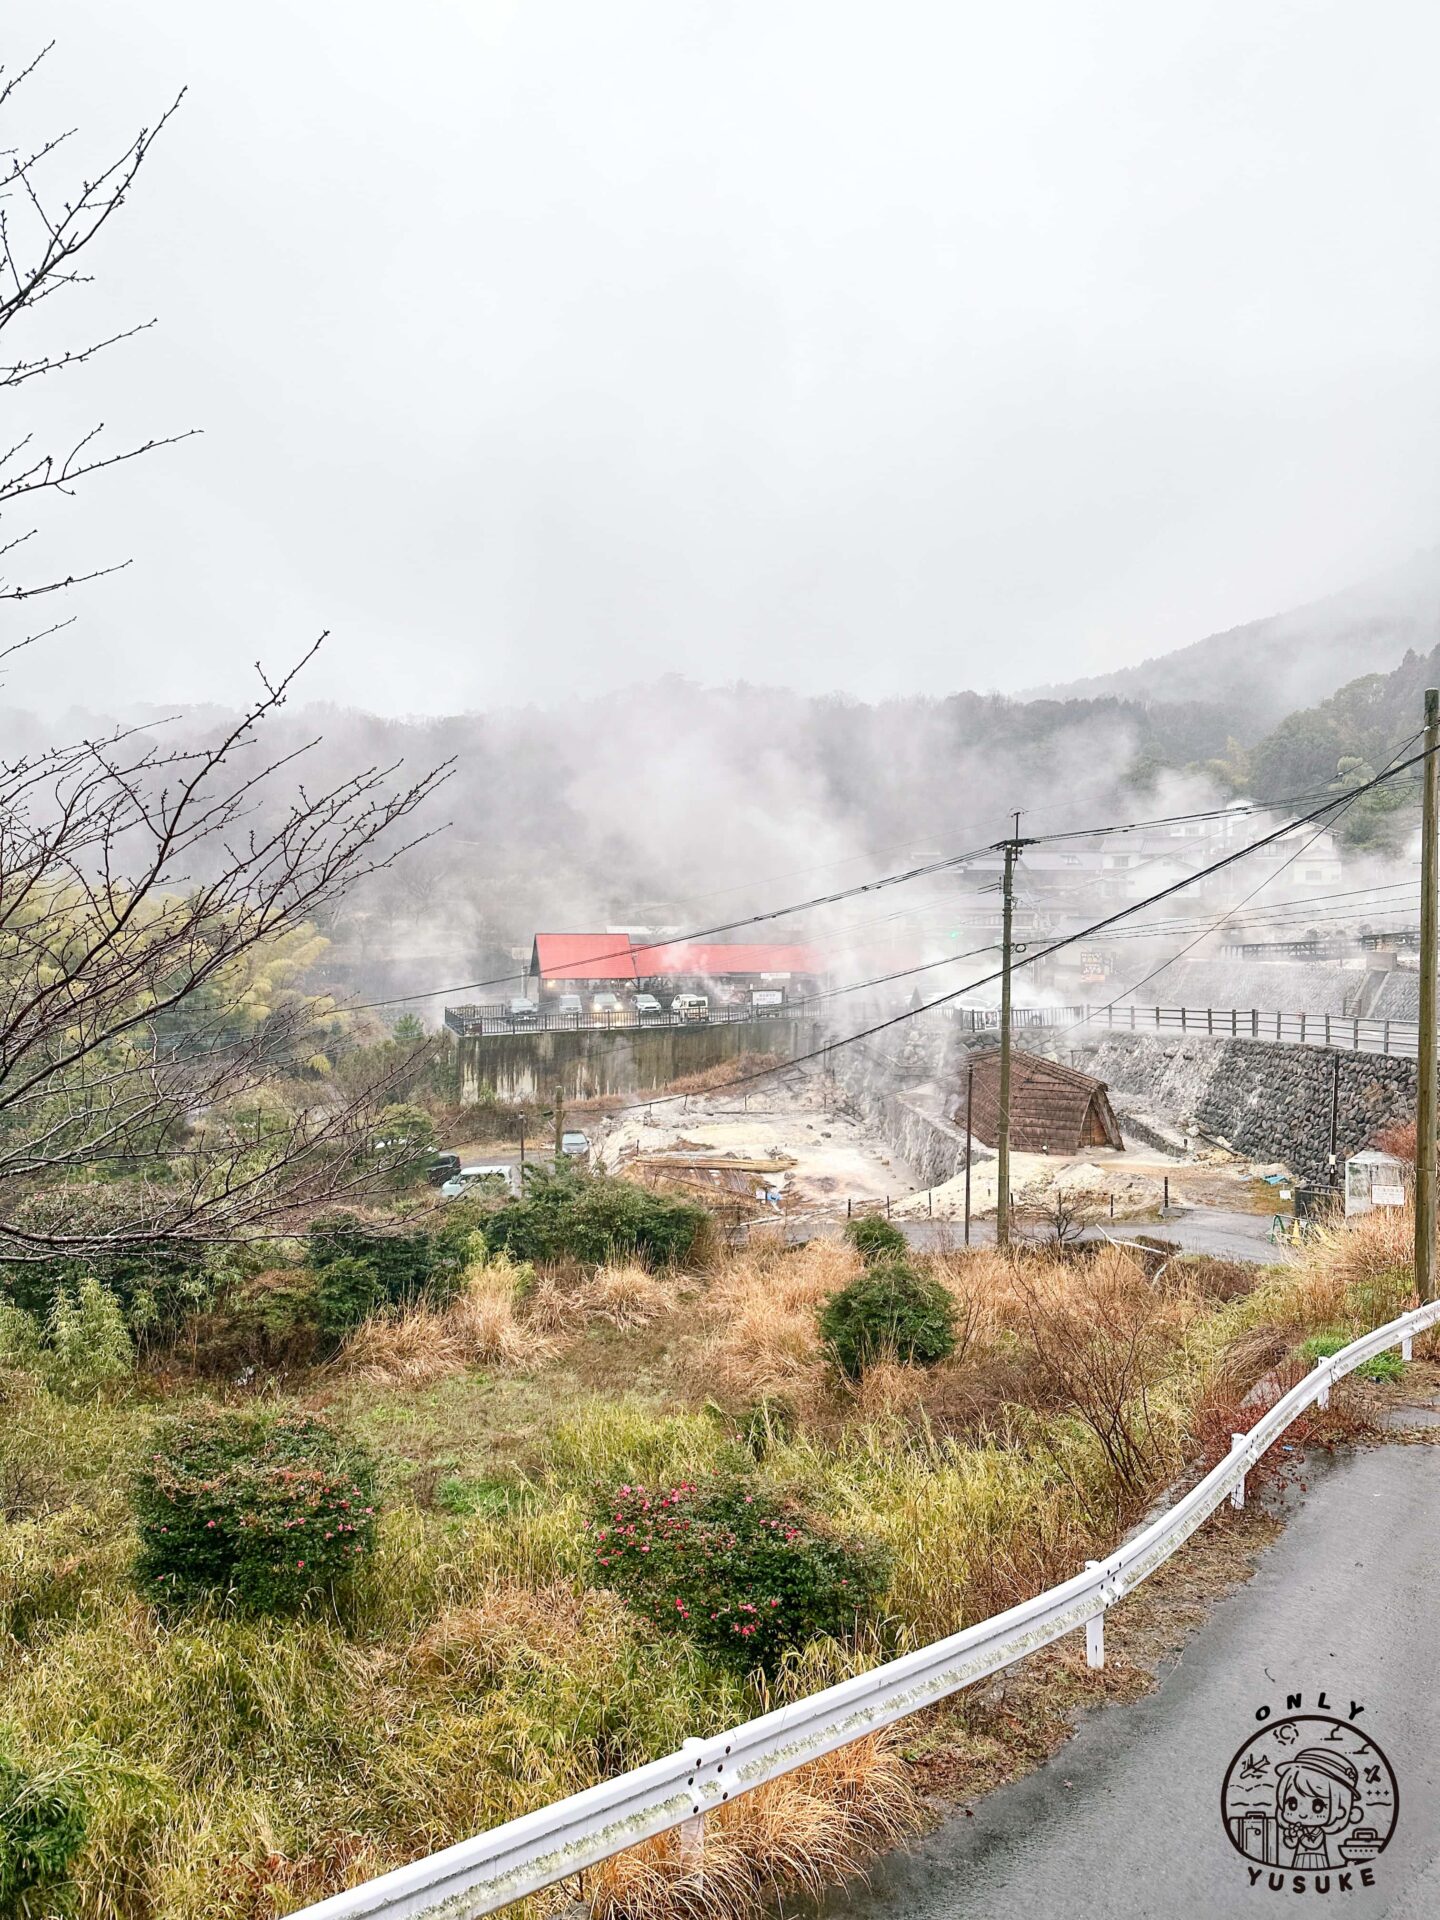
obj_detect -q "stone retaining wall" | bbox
[1053,1030,1415,1188]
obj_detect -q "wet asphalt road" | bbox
[789,1207,1286,1263]
[805,1441,1440,1920]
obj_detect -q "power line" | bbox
[601,741,1438,1113]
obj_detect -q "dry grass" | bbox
[588,1730,921,1920]
[524,1263,677,1335]
[694,1238,860,1412]
[337,1267,551,1386]
[663,1053,782,1097]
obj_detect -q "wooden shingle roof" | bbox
[957,1046,1123,1154]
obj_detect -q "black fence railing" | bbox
[956,1002,1421,1059]
[443,1003,800,1039]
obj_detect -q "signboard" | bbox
[1373,1184,1406,1208]
[751,990,784,1008]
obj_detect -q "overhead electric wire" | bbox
[1030,729,1429,1054]
[601,739,1439,1114]
[331,766,1425,1020]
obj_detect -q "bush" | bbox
[482,1169,709,1269]
[134,1409,379,1612]
[305,1210,474,1342]
[315,1255,384,1343]
[44,1279,133,1399]
[844,1215,908,1264]
[0,1747,88,1918]
[1300,1331,1405,1384]
[0,1191,209,1337]
[589,1475,889,1675]
[820,1261,957,1379]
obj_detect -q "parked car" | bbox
[590,992,623,1018]
[559,1130,591,1164]
[555,993,583,1018]
[506,997,538,1026]
[633,992,664,1020]
[426,1151,462,1188]
[440,1163,520,1200]
[672,993,709,1022]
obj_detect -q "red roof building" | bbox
[529,934,825,988]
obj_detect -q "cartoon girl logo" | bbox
[1273,1748,1363,1869]
[1221,1710,1398,1884]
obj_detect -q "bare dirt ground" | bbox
[597,1082,915,1216]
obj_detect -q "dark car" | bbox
[425,1151,462,1188]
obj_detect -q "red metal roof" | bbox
[531,934,825,982]
[629,940,825,977]
[531,933,638,982]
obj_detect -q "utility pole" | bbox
[553,1081,565,1164]
[963,1057,975,1247]
[996,816,1027,1249]
[1417,688,1440,1301]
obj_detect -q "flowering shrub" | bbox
[587,1475,889,1675]
[819,1261,957,1379]
[134,1410,379,1612]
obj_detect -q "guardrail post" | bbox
[1316,1367,1330,1410]
[1353,1018,1360,1050]
[1402,1334,1414,1361]
[1300,1012,1307,1043]
[1251,1008,1258,1037]
[1084,1562,1104,1668]
[679,1739,707,1879]
[1230,1433,1247,1509]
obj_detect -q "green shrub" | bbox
[0,1747,88,1917]
[0,1192,209,1337]
[305,1209,472,1341]
[1299,1331,1405,1384]
[843,1214,908,1263]
[820,1260,958,1379]
[134,1409,379,1612]
[589,1474,889,1675]
[314,1255,384,1343]
[43,1279,134,1400]
[482,1170,708,1269]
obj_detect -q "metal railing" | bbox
[289,1298,1440,1920]
[444,1004,798,1038]
[958,1002,1421,1059]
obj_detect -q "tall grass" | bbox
[0,1207,1420,1919]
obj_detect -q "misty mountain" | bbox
[1026,548,1440,737]
[1234,639,1440,848]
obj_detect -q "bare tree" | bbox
[0,49,452,1258]
[1018,1186,1102,1249]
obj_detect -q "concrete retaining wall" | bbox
[456,1017,824,1102]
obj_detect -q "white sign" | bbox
[1373,1184,1406,1208]
[751,990,784,1007]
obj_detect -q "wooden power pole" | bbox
[996,822,1026,1249]
[1417,689,1440,1301]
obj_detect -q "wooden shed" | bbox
[957,1047,1124,1154]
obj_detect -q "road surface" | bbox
[788,1207,1287,1263]
[807,1437,1440,1920]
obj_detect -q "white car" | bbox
[633,993,664,1020]
[672,993,709,1022]
[439,1163,520,1199]
[590,992,623,1017]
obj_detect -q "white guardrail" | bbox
[291,1297,1440,1920]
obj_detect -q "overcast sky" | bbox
[4,0,1438,718]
